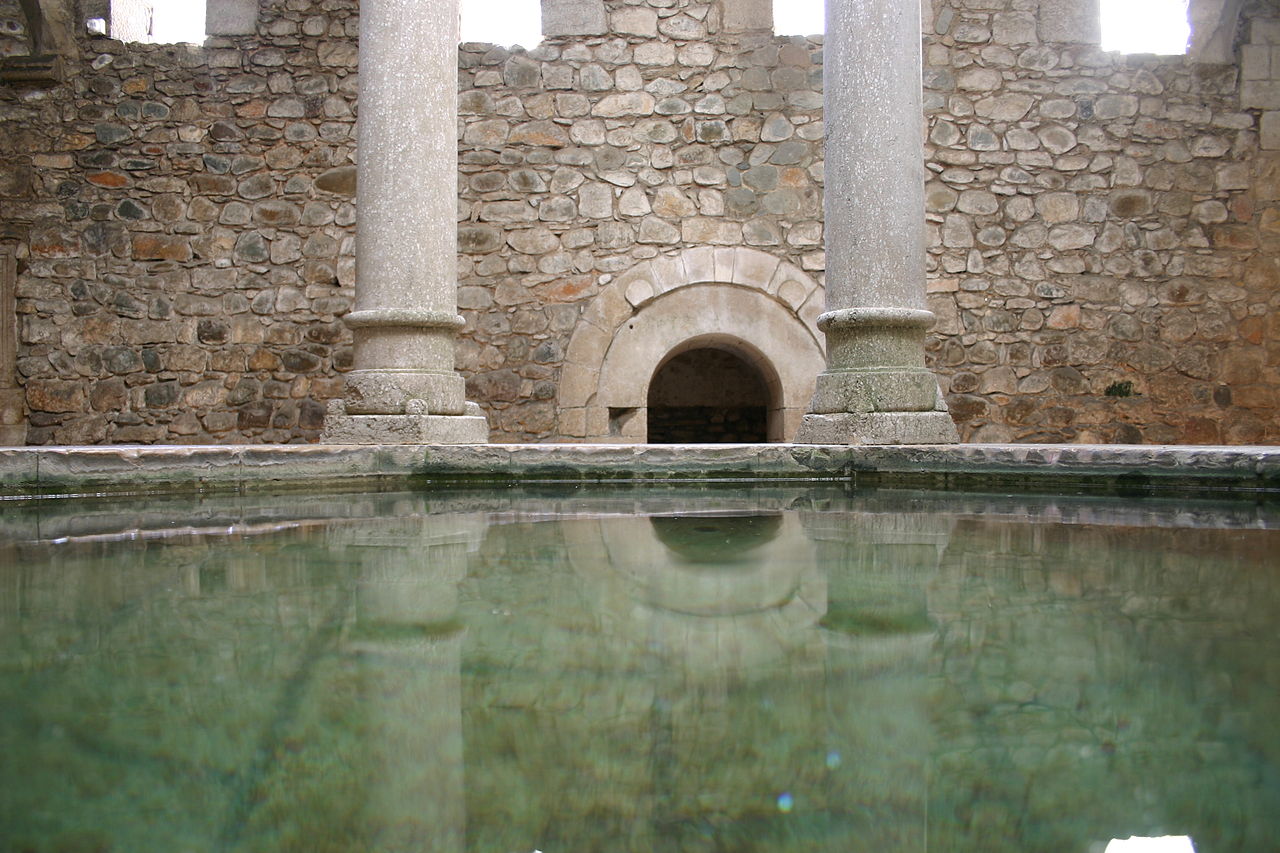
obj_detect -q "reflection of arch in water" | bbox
[562,512,826,677]
[557,247,825,442]
[646,339,777,443]
[649,513,783,564]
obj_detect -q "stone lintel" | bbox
[321,412,490,445]
[793,411,960,445]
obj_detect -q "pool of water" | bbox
[1,484,1278,852]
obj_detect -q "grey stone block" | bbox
[1262,112,1280,150]
[722,0,773,33]
[808,370,941,414]
[1037,0,1100,44]
[206,0,258,36]
[1243,80,1280,110]
[321,413,491,445]
[541,0,608,36]
[793,411,960,445]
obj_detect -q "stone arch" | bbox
[557,246,825,443]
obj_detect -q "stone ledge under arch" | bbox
[557,247,825,442]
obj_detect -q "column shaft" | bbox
[322,0,488,443]
[794,0,958,445]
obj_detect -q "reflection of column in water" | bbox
[801,508,953,850]
[347,515,486,852]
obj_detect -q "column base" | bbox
[321,405,490,445]
[793,411,959,445]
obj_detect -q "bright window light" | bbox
[152,2,206,43]
[774,0,824,36]
[110,0,206,44]
[1105,836,1196,853]
[1100,0,1189,54]
[460,0,541,47]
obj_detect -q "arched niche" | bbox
[647,339,776,443]
[557,247,825,443]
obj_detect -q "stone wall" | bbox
[454,13,825,440]
[923,0,1280,443]
[2,0,361,444]
[0,0,1276,445]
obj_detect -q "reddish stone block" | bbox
[536,274,594,303]
[248,348,282,371]
[86,171,130,188]
[190,174,237,194]
[1241,316,1266,345]
[28,226,80,257]
[132,234,192,261]
[26,379,86,413]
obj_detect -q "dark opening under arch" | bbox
[647,347,772,443]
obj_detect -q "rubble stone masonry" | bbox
[0,0,1276,444]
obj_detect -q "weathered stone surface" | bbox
[314,166,356,196]
[592,92,656,117]
[915,1,1277,445]
[1,0,1276,448]
[5,443,1280,497]
[132,234,192,261]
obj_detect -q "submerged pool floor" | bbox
[1,484,1278,852]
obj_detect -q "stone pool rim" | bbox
[2,443,1280,499]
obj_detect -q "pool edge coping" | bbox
[2,443,1279,499]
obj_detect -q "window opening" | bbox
[773,0,823,36]
[109,0,206,44]
[460,0,541,47]
[1100,0,1189,54]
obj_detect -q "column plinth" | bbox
[794,0,958,446]
[321,0,488,445]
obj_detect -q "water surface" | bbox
[1,485,1278,852]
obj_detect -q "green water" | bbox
[1,485,1278,852]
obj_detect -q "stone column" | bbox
[793,0,958,445]
[322,0,488,444]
